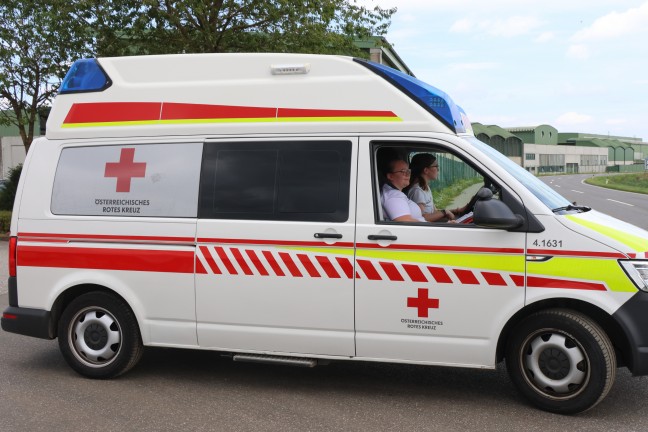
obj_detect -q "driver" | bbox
[381,159,428,222]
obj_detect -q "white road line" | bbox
[607,199,634,207]
[554,185,561,188]
[571,190,584,193]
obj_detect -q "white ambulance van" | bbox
[3,53,648,414]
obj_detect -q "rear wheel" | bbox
[58,292,143,378]
[505,309,615,414]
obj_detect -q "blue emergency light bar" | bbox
[60,59,111,94]
[355,58,467,134]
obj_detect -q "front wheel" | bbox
[58,292,143,378]
[505,309,615,414]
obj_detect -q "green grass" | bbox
[585,173,648,194]
[434,178,482,209]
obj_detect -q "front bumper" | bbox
[613,291,648,376]
[1,306,54,339]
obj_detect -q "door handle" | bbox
[368,234,397,241]
[314,233,343,239]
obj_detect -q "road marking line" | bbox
[554,185,561,188]
[607,199,634,207]
[571,190,584,193]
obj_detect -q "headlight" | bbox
[620,260,648,292]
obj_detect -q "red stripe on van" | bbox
[279,252,303,277]
[64,102,162,124]
[277,107,397,118]
[511,275,525,287]
[230,248,253,275]
[163,103,275,120]
[297,254,321,278]
[402,264,428,282]
[245,250,269,276]
[200,246,222,274]
[454,269,479,285]
[19,232,195,244]
[336,257,355,279]
[215,247,238,275]
[427,267,452,284]
[379,262,404,281]
[357,260,381,280]
[481,272,507,286]
[195,258,207,274]
[527,276,607,291]
[18,246,194,273]
[316,256,341,279]
[262,251,285,276]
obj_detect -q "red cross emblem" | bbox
[104,148,147,193]
[407,288,439,318]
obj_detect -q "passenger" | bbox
[405,153,467,222]
[381,159,427,222]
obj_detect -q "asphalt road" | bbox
[539,173,648,230]
[2,178,648,431]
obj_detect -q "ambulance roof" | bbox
[47,53,470,140]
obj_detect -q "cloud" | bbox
[555,112,593,125]
[535,32,555,43]
[449,16,543,37]
[566,44,590,59]
[571,2,648,41]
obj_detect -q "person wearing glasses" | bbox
[405,153,464,222]
[381,158,427,222]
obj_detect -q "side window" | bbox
[51,143,203,217]
[374,143,499,224]
[199,141,351,222]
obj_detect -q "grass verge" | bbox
[584,173,648,194]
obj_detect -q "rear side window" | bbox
[51,143,203,217]
[199,141,351,222]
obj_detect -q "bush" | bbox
[0,211,10,233]
[0,164,22,211]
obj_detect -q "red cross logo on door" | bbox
[407,288,439,318]
[104,148,147,193]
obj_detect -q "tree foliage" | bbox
[0,163,22,211]
[107,1,396,57]
[0,0,95,152]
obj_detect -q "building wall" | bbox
[0,136,28,179]
[523,144,608,174]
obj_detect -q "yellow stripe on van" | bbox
[566,215,648,252]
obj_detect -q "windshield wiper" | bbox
[552,204,591,213]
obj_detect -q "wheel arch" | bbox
[50,284,141,340]
[496,298,631,370]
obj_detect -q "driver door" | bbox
[354,137,526,367]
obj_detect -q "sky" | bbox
[364,0,648,141]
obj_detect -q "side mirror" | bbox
[472,188,524,229]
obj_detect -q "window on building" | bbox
[525,153,536,160]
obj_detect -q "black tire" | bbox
[58,291,143,379]
[505,309,615,414]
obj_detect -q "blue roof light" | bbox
[355,59,467,133]
[60,59,111,94]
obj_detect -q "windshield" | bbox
[463,136,571,211]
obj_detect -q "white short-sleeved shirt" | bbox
[406,183,435,214]
[381,183,425,222]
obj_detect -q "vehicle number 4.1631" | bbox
[532,239,563,248]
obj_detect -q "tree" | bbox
[0,164,22,210]
[113,0,396,57]
[0,0,94,153]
